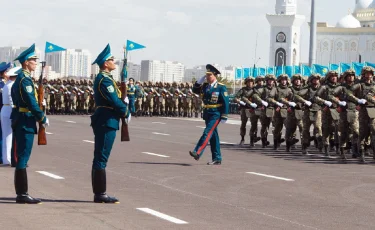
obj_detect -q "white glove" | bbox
[261,100,268,107]
[144,92,148,96]
[288,102,296,107]
[358,99,367,105]
[276,102,283,107]
[305,101,312,107]
[220,119,227,124]
[78,93,81,96]
[42,99,46,106]
[250,103,258,108]
[324,101,332,107]
[125,113,131,124]
[179,95,182,98]
[239,101,246,106]
[42,118,49,128]
[124,97,129,104]
[197,75,206,84]
[338,101,347,107]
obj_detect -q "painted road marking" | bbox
[152,122,166,124]
[66,121,76,123]
[36,171,64,180]
[46,132,53,135]
[152,132,170,136]
[196,126,206,129]
[220,141,236,145]
[83,140,95,144]
[136,208,188,224]
[142,152,170,158]
[246,172,294,182]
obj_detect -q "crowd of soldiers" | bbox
[36,78,206,117]
[234,66,375,163]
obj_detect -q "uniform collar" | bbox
[99,70,112,77]
[209,80,217,88]
[22,69,31,76]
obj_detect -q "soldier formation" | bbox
[38,79,206,118]
[235,66,375,163]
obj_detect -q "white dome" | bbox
[355,0,373,12]
[336,14,361,28]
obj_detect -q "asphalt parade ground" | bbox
[0,115,375,230]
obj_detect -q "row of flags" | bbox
[235,62,375,80]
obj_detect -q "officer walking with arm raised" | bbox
[90,44,130,203]
[11,44,49,204]
[189,64,229,165]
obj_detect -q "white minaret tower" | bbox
[266,0,305,67]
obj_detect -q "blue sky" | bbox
[1,0,357,67]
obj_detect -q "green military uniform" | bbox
[90,44,130,203]
[11,44,49,204]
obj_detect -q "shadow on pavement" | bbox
[127,162,192,167]
[0,197,92,204]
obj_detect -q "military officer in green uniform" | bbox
[11,44,49,204]
[90,44,130,203]
[127,78,136,116]
[189,64,229,165]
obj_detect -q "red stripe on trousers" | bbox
[13,138,17,163]
[197,119,220,156]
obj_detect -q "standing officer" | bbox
[189,64,229,165]
[11,44,49,204]
[127,78,136,116]
[91,44,130,203]
[0,62,12,165]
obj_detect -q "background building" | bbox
[141,60,184,83]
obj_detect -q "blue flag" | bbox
[302,65,311,76]
[293,65,301,75]
[340,63,351,73]
[243,68,251,78]
[267,67,275,75]
[275,66,284,77]
[329,64,340,73]
[313,64,329,75]
[285,66,293,77]
[352,62,365,76]
[258,68,266,76]
[126,40,146,51]
[45,42,66,53]
[235,68,242,80]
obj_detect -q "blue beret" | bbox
[0,62,11,72]
[92,44,114,66]
[14,44,38,64]
[206,64,221,75]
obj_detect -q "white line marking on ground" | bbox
[196,126,206,129]
[36,171,64,180]
[142,152,170,158]
[246,172,294,182]
[83,140,95,144]
[46,132,53,135]
[136,208,188,224]
[152,122,166,124]
[66,121,76,123]
[220,141,236,145]
[152,132,170,136]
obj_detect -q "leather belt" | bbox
[19,107,31,113]
[96,106,114,110]
[203,104,222,109]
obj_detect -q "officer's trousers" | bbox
[1,106,12,164]
[14,128,34,169]
[128,96,135,114]
[194,116,222,161]
[92,125,116,169]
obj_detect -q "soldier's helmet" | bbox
[265,74,276,82]
[244,77,255,84]
[344,69,356,79]
[277,74,289,82]
[84,79,88,84]
[291,74,302,83]
[148,81,152,86]
[76,80,80,85]
[172,81,177,87]
[255,75,265,83]
[308,73,321,83]
[361,66,374,76]
[326,70,339,78]
[166,82,171,87]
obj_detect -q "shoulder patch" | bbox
[218,82,225,85]
[25,85,33,93]
[224,92,228,97]
[107,85,115,93]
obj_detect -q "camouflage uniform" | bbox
[252,75,278,148]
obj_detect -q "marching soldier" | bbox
[127,78,136,116]
[135,80,144,117]
[189,64,229,165]
[90,44,130,203]
[11,44,49,204]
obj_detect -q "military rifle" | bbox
[120,47,130,141]
[37,61,47,145]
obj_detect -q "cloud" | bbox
[165,11,192,25]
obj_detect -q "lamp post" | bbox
[309,0,316,66]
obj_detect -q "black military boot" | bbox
[340,147,347,161]
[335,144,340,155]
[324,145,330,157]
[352,144,359,158]
[195,112,198,118]
[92,169,119,203]
[15,169,41,204]
[365,145,370,156]
[273,139,278,150]
[262,138,267,148]
[359,148,366,163]
[239,136,245,146]
[329,139,335,152]
[254,136,261,143]
[317,136,323,153]
[302,144,308,155]
[286,140,291,152]
[250,137,255,147]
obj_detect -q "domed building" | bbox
[316,0,375,65]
